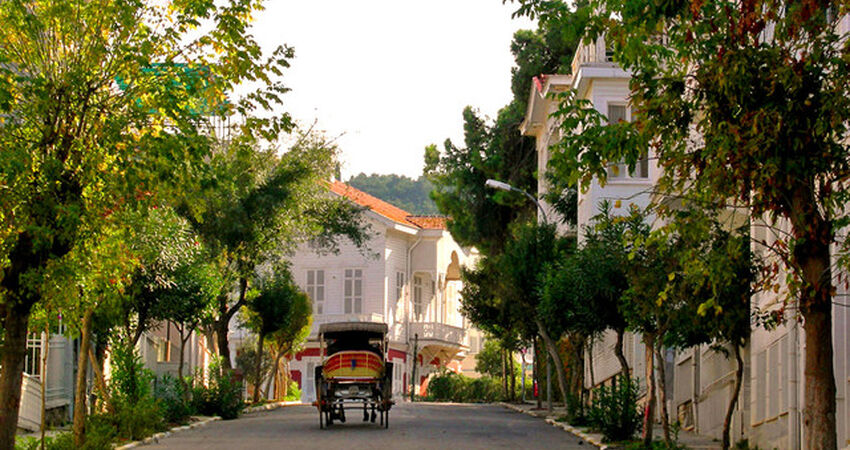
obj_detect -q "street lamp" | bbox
[484,179,549,225]
[485,178,552,412]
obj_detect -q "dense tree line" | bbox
[347,173,439,215]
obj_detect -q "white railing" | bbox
[571,36,611,76]
[409,322,465,346]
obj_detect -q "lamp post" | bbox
[484,179,549,225]
[485,178,553,413]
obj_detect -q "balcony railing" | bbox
[409,322,465,347]
[571,36,613,76]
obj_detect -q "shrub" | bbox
[587,374,641,442]
[191,357,243,420]
[283,379,301,401]
[154,373,194,424]
[426,371,503,402]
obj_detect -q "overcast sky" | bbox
[251,1,535,180]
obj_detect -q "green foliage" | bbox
[347,173,438,215]
[284,380,302,402]
[475,340,506,378]
[425,372,503,403]
[191,358,243,420]
[234,340,273,397]
[154,374,194,425]
[587,375,642,442]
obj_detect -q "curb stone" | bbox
[114,402,304,449]
[498,402,607,449]
[242,400,304,414]
[114,416,220,450]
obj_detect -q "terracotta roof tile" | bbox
[405,215,447,230]
[328,181,448,230]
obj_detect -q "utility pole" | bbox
[410,333,418,402]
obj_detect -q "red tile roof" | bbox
[405,215,447,230]
[328,181,447,231]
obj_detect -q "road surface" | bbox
[145,402,588,449]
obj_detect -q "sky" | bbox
[251,1,535,180]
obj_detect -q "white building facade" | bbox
[528,17,850,447]
[287,181,475,402]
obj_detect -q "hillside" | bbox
[347,173,440,216]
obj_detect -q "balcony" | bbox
[409,322,465,347]
[571,36,613,76]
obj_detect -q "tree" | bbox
[0,0,293,446]
[242,270,311,404]
[661,209,758,450]
[177,132,368,370]
[264,290,311,400]
[519,0,850,444]
[347,173,439,215]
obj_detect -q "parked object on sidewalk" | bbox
[314,322,393,429]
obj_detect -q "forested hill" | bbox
[347,173,440,215]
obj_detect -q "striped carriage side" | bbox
[323,351,384,380]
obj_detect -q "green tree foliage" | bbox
[347,173,438,215]
[520,0,850,443]
[176,132,369,369]
[241,270,311,403]
[0,0,294,446]
[475,339,506,379]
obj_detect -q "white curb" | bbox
[114,416,220,450]
[498,402,607,449]
[242,401,304,414]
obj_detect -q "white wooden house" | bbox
[285,181,476,402]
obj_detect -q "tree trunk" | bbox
[253,330,266,404]
[178,328,187,395]
[587,335,595,390]
[506,351,516,402]
[266,348,285,400]
[73,310,94,448]
[500,349,508,399]
[0,304,32,450]
[655,339,670,444]
[642,333,656,447]
[216,278,249,371]
[614,328,630,381]
[535,318,569,409]
[86,347,113,415]
[722,345,744,450]
[215,317,232,370]
[790,186,837,449]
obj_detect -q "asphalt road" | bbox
[145,402,588,449]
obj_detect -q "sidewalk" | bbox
[499,402,721,449]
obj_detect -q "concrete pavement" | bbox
[143,402,589,449]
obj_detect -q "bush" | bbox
[587,374,641,442]
[426,371,502,402]
[154,374,194,424]
[191,357,243,420]
[283,379,301,401]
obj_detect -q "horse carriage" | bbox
[314,322,393,429]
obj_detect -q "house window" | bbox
[157,339,171,363]
[344,269,362,314]
[413,275,423,321]
[24,333,42,380]
[606,103,648,179]
[307,270,325,315]
[396,272,405,302]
